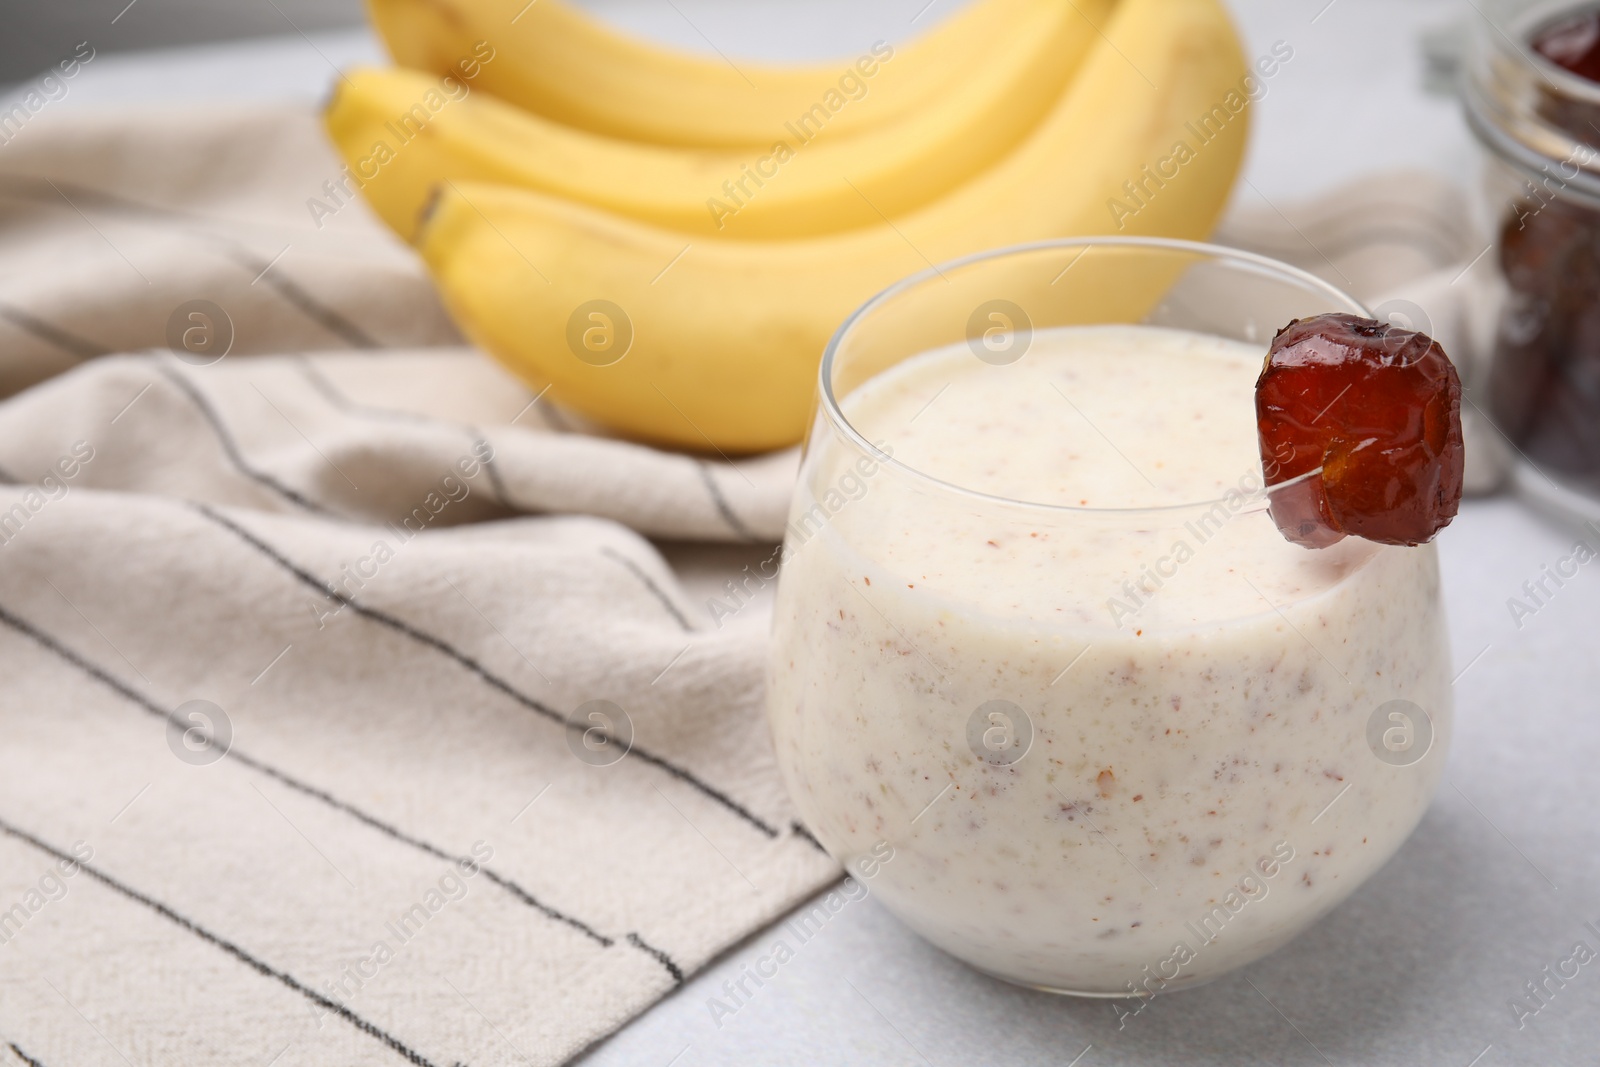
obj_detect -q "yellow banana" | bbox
[327,0,1108,241]
[367,0,1054,148]
[418,0,1252,452]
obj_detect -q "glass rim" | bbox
[1479,0,1600,99]
[1461,0,1600,203]
[816,235,1371,518]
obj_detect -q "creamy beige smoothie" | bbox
[767,324,1451,995]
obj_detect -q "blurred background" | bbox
[1,0,364,82]
[0,0,1471,210]
[6,0,951,82]
[2,1,1460,81]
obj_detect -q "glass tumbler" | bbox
[765,238,1453,996]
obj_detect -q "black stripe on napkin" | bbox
[0,302,105,362]
[0,177,382,353]
[625,933,685,987]
[789,821,830,856]
[6,1043,46,1067]
[0,603,616,948]
[0,814,442,1067]
[222,247,380,351]
[195,503,780,840]
[696,461,757,542]
[156,364,331,515]
[295,359,515,511]
[600,546,694,633]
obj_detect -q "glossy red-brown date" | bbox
[1256,314,1464,548]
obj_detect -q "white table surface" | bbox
[14,2,1600,1064]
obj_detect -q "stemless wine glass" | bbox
[766,238,1453,996]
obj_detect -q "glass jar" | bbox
[1464,0,1600,510]
[766,239,1453,996]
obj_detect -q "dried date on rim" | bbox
[1255,313,1464,549]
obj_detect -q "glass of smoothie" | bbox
[766,237,1453,997]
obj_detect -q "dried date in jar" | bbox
[1487,194,1600,480]
[1465,0,1600,497]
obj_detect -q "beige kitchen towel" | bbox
[0,105,1500,1067]
[0,108,831,1067]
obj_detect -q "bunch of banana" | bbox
[330,0,1099,241]
[367,0,1051,147]
[341,0,1251,451]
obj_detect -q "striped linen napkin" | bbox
[0,106,829,1067]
